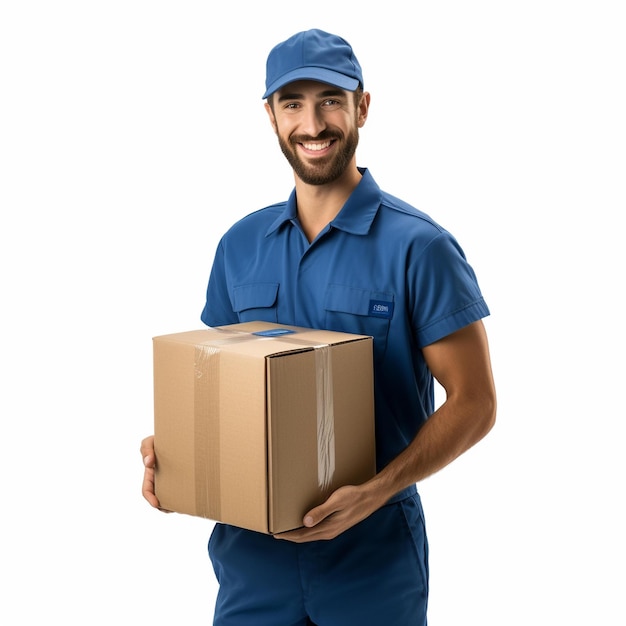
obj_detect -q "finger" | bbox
[140,435,155,458]
[275,518,342,542]
[142,466,160,507]
[302,498,340,527]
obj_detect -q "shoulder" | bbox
[375,190,450,247]
[357,168,445,239]
[381,191,441,228]
[220,202,286,244]
[228,202,286,231]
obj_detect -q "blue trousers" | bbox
[208,488,428,626]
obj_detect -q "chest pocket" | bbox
[324,284,393,361]
[232,282,279,323]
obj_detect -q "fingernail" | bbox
[304,516,314,527]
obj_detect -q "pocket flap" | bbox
[325,284,394,318]
[232,283,279,313]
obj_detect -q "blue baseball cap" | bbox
[262,29,363,99]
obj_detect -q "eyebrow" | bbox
[276,88,347,102]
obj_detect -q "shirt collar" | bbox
[265,168,382,237]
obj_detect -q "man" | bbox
[142,28,496,626]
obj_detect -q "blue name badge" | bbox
[369,299,394,319]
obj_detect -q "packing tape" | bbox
[194,344,221,520]
[314,345,336,492]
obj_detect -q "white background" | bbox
[1,1,624,624]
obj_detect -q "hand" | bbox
[274,483,383,543]
[140,435,169,512]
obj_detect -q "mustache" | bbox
[290,130,342,144]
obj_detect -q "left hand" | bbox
[274,483,383,542]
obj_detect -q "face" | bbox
[265,81,368,186]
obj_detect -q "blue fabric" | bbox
[201,168,489,471]
[262,29,363,98]
[209,492,429,626]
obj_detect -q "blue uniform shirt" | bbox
[201,168,489,471]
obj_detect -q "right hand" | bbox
[140,435,167,511]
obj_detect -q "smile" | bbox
[301,140,333,151]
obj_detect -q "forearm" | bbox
[367,391,496,504]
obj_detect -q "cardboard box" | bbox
[153,321,376,534]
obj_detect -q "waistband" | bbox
[385,483,418,506]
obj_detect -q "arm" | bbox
[275,320,497,542]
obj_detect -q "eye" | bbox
[321,98,343,110]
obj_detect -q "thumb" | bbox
[303,499,336,527]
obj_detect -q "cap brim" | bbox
[262,67,360,99]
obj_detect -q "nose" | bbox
[300,105,326,137]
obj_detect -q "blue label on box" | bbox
[253,328,296,337]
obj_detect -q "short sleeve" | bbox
[409,231,489,347]
[200,240,239,327]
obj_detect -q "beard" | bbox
[277,126,360,186]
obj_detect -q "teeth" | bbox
[302,141,331,151]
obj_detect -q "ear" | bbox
[264,101,278,134]
[357,91,371,128]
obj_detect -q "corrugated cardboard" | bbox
[153,321,376,534]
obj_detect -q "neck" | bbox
[294,164,362,242]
